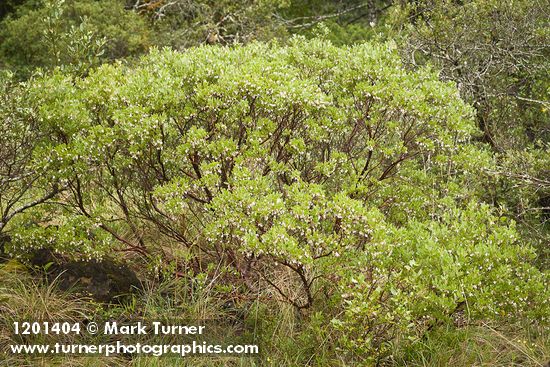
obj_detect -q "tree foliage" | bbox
[0,0,548,364]
[2,39,547,362]
[0,0,151,76]
[393,0,550,263]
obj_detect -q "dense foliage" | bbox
[395,0,550,265]
[0,0,548,366]
[0,0,151,76]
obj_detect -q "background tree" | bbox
[131,0,289,48]
[392,0,550,263]
[0,0,151,76]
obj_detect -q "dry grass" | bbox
[0,260,120,367]
[1,260,547,367]
[389,321,550,367]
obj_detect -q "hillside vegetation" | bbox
[0,0,548,366]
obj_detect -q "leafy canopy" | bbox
[4,38,548,362]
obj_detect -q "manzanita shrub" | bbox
[3,38,548,363]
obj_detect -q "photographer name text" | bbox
[104,322,205,335]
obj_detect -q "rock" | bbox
[30,248,141,303]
